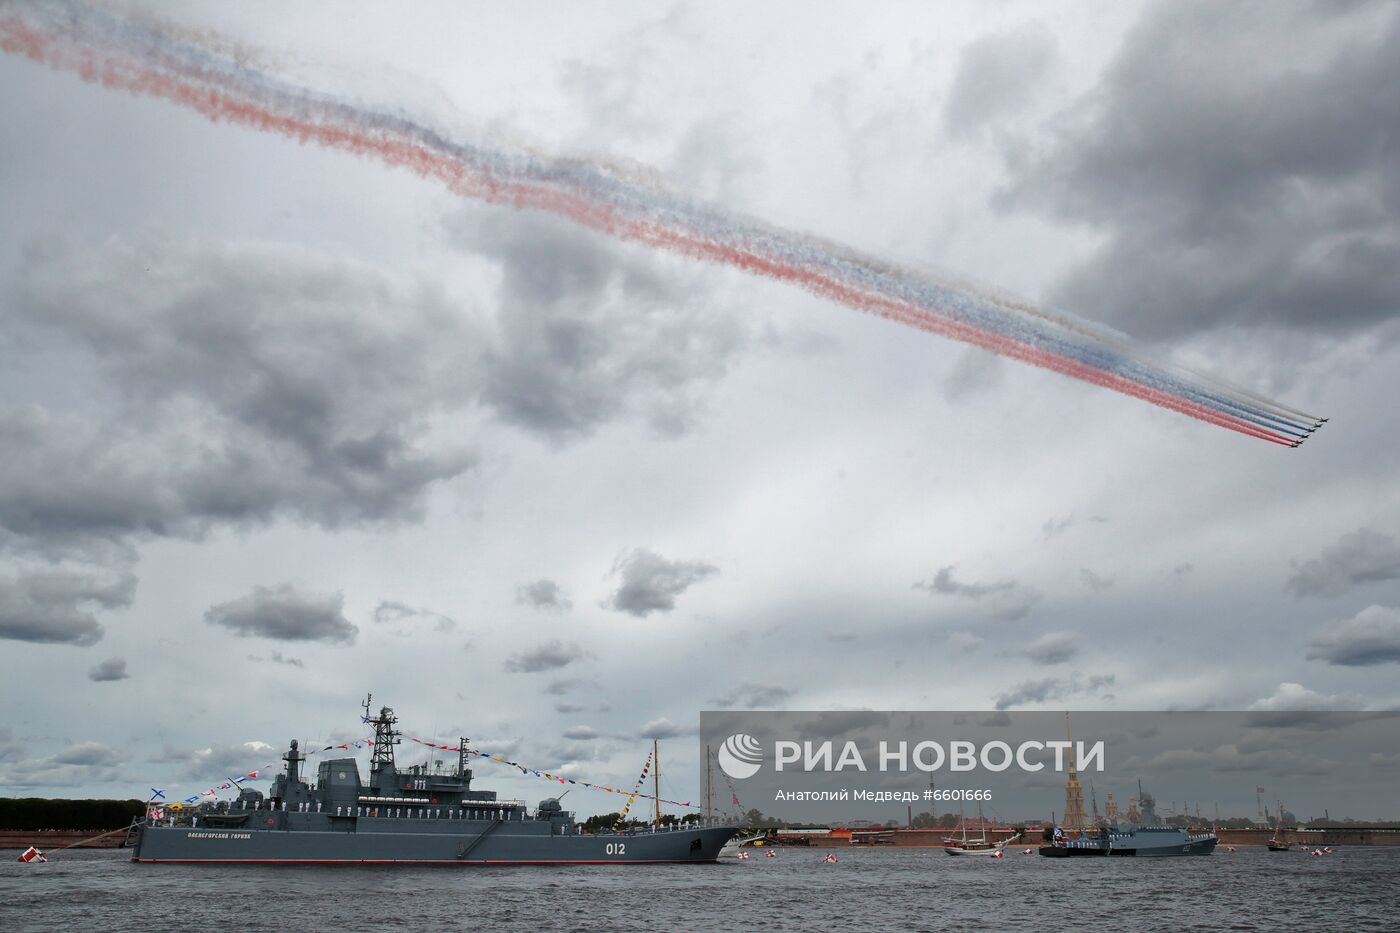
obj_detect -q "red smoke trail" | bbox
[0,12,1299,446]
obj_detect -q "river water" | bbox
[2,846,1394,932]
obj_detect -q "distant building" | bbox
[1061,714,1089,831]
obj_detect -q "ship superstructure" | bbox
[131,699,738,864]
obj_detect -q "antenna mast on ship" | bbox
[705,745,713,821]
[362,693,401,785]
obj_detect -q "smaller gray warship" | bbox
[1039,783,1218,857]
[131,698,739,864]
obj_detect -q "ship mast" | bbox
[653,738,661,828]
[705,744,713,821]
[362,693,401,788]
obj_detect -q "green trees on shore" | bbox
[0,797,145,831]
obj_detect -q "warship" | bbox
[1039,782,1218,857]
[129,700,740,864]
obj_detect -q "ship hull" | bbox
[1039,831,1218,857]
[132,822,739,865]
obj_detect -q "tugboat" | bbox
[1039,782,1218,857]
[130,698,739,864]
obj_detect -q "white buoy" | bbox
[1022,848,1035,855]
[18,846,46,863]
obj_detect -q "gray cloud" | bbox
[372,600,456,634]
[204,584,357,643]
[0,569,135,646]
[603,547,718,617]
[87,657,129,682]
[1245,682,1364,727]
[1080,569,1113,593]
[549,741,602,763]
[943,22,1059,138]
[914,566,1040,621]
[918,566,1013,599]
[638,717,692,740]
[994,677,1062,710]
[941,347,1006,402]
[503,639,593,673]
[709,683,795,710]
[2,237,480,548]
[1307,605,1400,666]
[247,650,305,669]
[0,235,485,650]
[1287,528,1400,597]
[449,211,749,440]
[0,740,128,787]
[1042,515,1074,539]
[946,631,984,654]
[0,729,22,764]
[0,222,755,651]
[515,579,572,612]
[543,677,595,696]
[1002,1,1400,341]
[153,740,276,781]
[1017,631,1079,665]
[561,725,600,741]
[52,741,119,767]
[793,711,890,742]
[994,673,1115,710]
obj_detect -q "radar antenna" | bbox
[362,693,400,778]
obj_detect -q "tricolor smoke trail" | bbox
[0,2,1326,446]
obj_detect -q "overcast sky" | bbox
[2,0,1399,817]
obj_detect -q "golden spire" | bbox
[1061,712,1089,831]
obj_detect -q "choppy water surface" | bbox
[2,846,1394,932]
